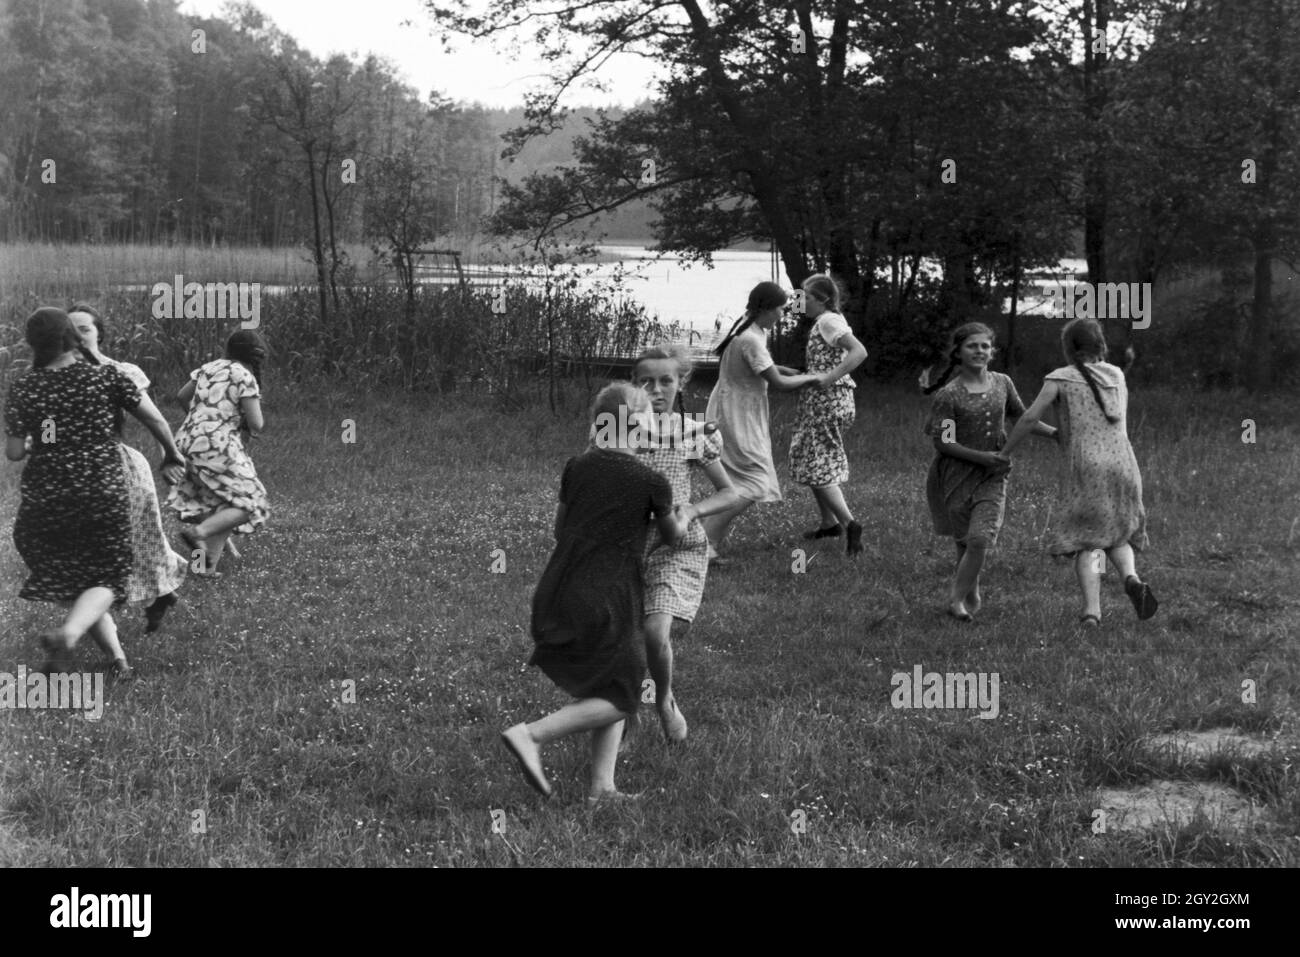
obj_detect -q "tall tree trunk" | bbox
[304,142,330,325]
[1082,0,1109,287]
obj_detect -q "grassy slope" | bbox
[1,382,1297,867]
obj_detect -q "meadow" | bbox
[1,374,1297,867]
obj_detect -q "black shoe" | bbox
[38,631,74,676]
[803,524,842,540]
[144,592,178,633]
[846,520,864,555]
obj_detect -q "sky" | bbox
[179,0,662,109]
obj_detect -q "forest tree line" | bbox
[2,0,1298,388]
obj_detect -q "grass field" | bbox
[1,380,1298,867]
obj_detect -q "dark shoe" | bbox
[144,592,178,633]
[803,524,842,540]
[1124,576,1158,620]
[846,520,864,555]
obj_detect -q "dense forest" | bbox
[1,0,1297,388]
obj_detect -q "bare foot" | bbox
[587,789,641,805]
[965,587,982,615]
[946,601,973,623]
[658,696,688,743]
[501,723,551,798]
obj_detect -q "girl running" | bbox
[702,281,819,562]
[633,343,742,743]
[167,330,269,576]
[1000,318,1158,626]
[788,274,868,554]
[68,303,187,631]
[5,308,185,679]
[502,382,688,802]
[922,322,1055,621]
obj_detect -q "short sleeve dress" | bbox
[924,372,1026,547]
[640,415,724,622]
[790,311,858,487]
[167,359,269,535]
[105,358,187,603]
[530,449,674,714]
[705,325,782,503]
[1043,362,1148,555]
[4,362,141,603]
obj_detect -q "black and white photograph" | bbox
[0,0,1296,905]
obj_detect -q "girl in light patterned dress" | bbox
[701,282,820,561]
[788,274,868,555]
[167,330,269,576]
[68,304,186,631]
[633,344,742,743]
[1001,318,1158,626]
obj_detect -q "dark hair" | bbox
[26,308,84,369]
[226,329,267,386]
[1061,318,1119,423]
[714,281,788,357]
[68,301,106,343]
[922,322,996,395]
[634,342,693,415]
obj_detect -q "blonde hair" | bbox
[802,273,843,313]
[634,343,693,414]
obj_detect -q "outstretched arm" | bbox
[760,365,819,392]
[1003,381,1060,455]
[126,399,186,485]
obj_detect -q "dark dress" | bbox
[4,362,141,603]
[530,449,674,714]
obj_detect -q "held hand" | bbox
[160,454,186,486]
[987,452,1012,475]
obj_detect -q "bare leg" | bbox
[528,698,625,745]
[86,613,131,674]
[54,587,116,648]
[701,498,753,554]
[645,613,687,741]
[588,719,625,798]
[812,485,854,527]
[950,542,987,618]
[188,507,249,572]
[1076,549,1104,620]
[1105,543,1137,581]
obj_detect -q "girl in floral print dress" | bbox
[167,330,269,576]
[788,274,869,555]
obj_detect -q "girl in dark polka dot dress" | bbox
[921,323,1057,621]
[1002,318,1158,626]
[4,309,186,678]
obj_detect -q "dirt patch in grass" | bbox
[1096,780,1268,834]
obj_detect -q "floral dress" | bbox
[4,362,139,603]
[107,359,187,603]
[167,359,269,535]
[639,415,724,622]
[790,311,857,487]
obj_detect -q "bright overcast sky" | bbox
[178,0,661,108]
